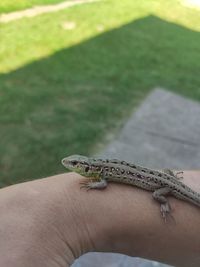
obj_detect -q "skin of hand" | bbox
[0,171,200,267]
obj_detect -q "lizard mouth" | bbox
[61,158,74,168]
[61,158,67,166]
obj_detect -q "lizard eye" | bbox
[71,160,78,166]
[85,166,90,172]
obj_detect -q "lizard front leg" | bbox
[152,187,172,221]
[80,179,108,190]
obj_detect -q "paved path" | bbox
[0,0,99,23]
[100,88,200,169]
[72,88,200,267]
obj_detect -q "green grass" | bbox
[0,0,68,14]
[1,0,200,186]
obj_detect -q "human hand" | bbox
[0,171,199,267]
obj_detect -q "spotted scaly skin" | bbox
[62,155,200,221]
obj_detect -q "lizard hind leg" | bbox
[152,187,172,221]
[175,171,184,180]
[163,169,183,180]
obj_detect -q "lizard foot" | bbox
[175,171,184,180]
[160,202,171,222]
[80,179,108,190]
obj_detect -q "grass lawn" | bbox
[1,0,200,186]
[0,0,68,14]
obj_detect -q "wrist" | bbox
[70,171,200,267]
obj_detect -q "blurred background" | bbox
[1,0,200,266]
[1,0,200,185]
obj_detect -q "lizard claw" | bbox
[160,203,172,222]
[80,179,108,190]
[175,171,184,180]
[80,180,94,190]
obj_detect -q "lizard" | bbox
[61,155,200,220]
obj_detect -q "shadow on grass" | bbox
[1,15,200,185]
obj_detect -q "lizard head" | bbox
[62,155,93,177]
